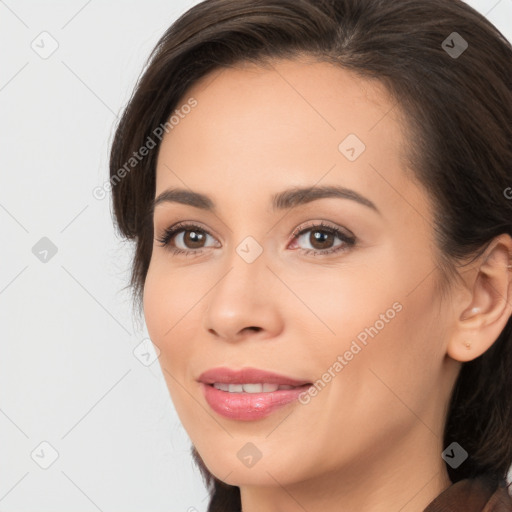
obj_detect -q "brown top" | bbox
[424,474,512,511]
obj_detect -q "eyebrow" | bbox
[152,185,380,214]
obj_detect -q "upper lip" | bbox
[197,367,312,387]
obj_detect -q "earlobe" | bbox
[446,234,512,363]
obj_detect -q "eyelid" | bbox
[155,221,219,248]
[287,220,356,256]
[289,219,355,242]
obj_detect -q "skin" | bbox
[143,57,512,511]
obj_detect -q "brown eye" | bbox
[181,229,207,249]
[307,229,336,250]
[291,222,356,257]
[156,223,219,254]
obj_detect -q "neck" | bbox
[239,427,452,512]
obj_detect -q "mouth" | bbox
[208,382,309,393]
[197,366,312,388]
[197,367,313,421]
[200,382,313,421]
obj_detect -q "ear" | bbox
[447,234,512,362]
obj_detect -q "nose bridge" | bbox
[213,235,268,305]
[202,233,280,338]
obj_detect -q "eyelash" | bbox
[155,221,356,258]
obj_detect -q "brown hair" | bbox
[109,0,512,509]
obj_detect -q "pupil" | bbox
[185,230,204,248]
[311,230,332,249]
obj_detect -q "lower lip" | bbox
[201,383,312,421]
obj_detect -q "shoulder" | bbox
[424,474,512,512]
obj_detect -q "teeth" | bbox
[212,383,296,393]
[244,383,278,393]
[213,383,230,391]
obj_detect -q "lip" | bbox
[198,367,312,421]
[197,367,312,387]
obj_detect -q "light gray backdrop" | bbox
[1,1,511,510]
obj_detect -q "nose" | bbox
[202,249,283,343]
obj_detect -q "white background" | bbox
[1,1,511,510]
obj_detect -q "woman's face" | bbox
[144,58,459,493]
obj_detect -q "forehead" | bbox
[169,58,401,140]
[154,57,426,220]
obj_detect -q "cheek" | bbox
[142,267,203,418]
[309,266,443,415]
[287,269,398,359]
[142,268,169,344]
[338,280,445,418]
[142,266,195,373]
[143,260,205,342]
[299,293,441,470]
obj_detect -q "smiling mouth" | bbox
[202,381,314,421]
[208,383,312,393]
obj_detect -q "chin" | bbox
[195,442,312,488]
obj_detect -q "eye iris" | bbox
[310,230,333,249]
[184,230,205,248]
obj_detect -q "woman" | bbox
[109,0,512,510]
